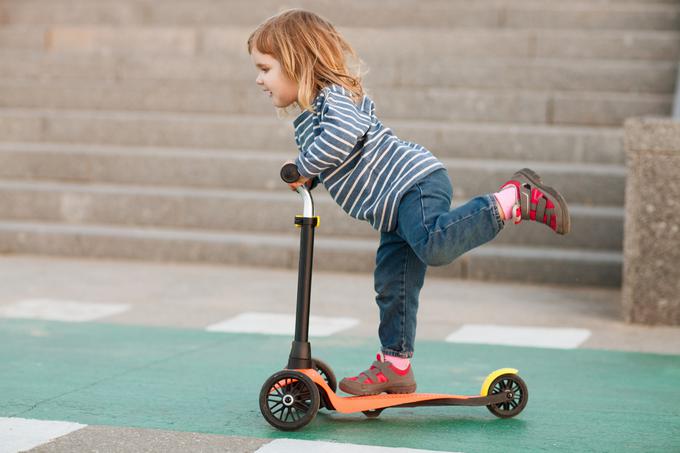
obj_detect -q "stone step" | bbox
[0,179,624,251]
[0,141,626,205]
[0,112,626,164]
[0,0,677,31]
[2,53,675,92]
[0,79,671,127]
[1,26,678,61]
[0,219,622,287]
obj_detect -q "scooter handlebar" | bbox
[280,161,314,216]
[280,162,300,183]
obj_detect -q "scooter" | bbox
[258,163,528,431]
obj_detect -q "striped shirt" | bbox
[294,85,444,232]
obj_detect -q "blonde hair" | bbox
[247,9,364,111]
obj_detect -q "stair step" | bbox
[0,220,622,287]
[1,52,676,91]
[0,141,626,205]
[1,0,661,288]
[0,80,671,127]
[0,112,625,164]
[2,26,680,60]
[0,0,677,31]
[0,179,624,251]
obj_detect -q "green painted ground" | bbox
[1,319,679,453]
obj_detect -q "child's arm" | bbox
[294,91,371,180]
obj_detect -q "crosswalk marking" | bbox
[255,439,463,453]
[445,324,591,349]
[0,417,86,453]
[0,299,129,322]
[205,311,359,337]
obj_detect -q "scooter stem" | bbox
[287,185,316,370]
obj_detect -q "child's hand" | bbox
[288,175,309,191]
[281,160,310,191]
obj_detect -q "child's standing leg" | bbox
[339,168,569,396]
[336,231,426,396]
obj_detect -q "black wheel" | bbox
[486,373,528,418]
[362,409,384,418]
[312,358,337,392]
[312,358,336,410]
[259,370,320,431]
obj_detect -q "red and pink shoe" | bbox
[339,354,417,396]
[500,168,571,235]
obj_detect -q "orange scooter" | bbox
[259,163,528,431]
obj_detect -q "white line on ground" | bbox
[0,299,130,322]
[205,311,359,337]
[0,417,86,453]
[445,324,591,349]
[255,439,463,453]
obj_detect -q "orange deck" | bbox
[298,369,474,414]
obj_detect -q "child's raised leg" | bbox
[339,168,570,396]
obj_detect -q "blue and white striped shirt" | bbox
[294,85,444,232]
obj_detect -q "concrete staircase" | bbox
[0,0,678,286]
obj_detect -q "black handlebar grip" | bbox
[280,162,301,183]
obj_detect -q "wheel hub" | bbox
[283,394,295,406]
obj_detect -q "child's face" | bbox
[251,46,299,108]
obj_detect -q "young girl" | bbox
[248,10,570,396]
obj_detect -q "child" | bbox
[248,9,570,396]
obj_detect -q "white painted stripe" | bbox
[0,417,86,453]
[0,299,130,322]
[256,439,462,453]
[205,312,359,337]
[445,324,591,350]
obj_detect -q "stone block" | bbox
[442,160,626,206]
[466,245,622,287]
[37,110,295,150]
[535,30,680,61]
[0,111,43,141]
[622,117,680,325]
[505,4,680,31]
[1,1,142,26]
[345,28,532,59]
[45,27,198,55]
[394,122,624,164]
[0,28,44,51]
[371,87,548,124]
[552,92,672,127]
[398,59,676,94]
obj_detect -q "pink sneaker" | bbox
[339,354,417,396]
[500,168,571,235]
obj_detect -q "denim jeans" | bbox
[375,168,503,358]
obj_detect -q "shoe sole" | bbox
[339,382,417,396]
[516,168,571,235]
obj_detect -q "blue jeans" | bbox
[375,169,503,358]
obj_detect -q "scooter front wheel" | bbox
[259,370,320,431]
[486,373,528,418]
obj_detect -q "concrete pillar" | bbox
[622,118,680,325]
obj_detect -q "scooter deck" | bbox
[298,369,508,414]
